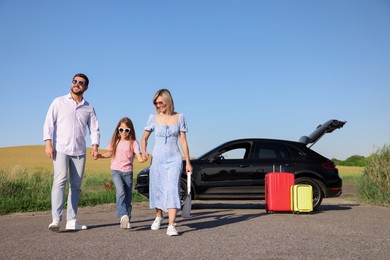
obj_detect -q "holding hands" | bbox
[90,144,99,160]
[141,152,149,162]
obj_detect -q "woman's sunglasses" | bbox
[118,127,131,133]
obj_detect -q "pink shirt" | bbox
[107,140,140,172]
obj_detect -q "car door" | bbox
[199,141,255,197]
[251,141,297,197]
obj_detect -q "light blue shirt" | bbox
[43,93,100,156]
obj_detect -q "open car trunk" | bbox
[299,119,346,148]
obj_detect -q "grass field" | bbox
[0,145,151,214]
[337,165,363,183]
[0,145,149,176]
[0,145,151,193]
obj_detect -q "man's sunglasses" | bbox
[118,128,131,133]
[72,79,86,87]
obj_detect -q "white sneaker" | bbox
[65,219,87,230]
[120,215,130,229]
[167,223,178,236]
[48,219,60,232]
[151,216,163,230]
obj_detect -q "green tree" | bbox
[332,155,367,166]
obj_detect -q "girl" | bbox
[98,117,145,229]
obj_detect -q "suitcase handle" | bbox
[272,165,282,172]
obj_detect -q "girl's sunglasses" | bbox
[118,127,131,133]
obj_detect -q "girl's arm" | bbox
[98,151,112,159]
[135,152,146,163]
[180,131,192,174]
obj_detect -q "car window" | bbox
[254,142,291,159]
[258,148,277,159]
[221,148,246,159]
[287,145,307,158]
[217,143,251,160]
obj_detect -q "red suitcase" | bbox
[265,167,294,213]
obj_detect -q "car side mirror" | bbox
[210,154,224,163]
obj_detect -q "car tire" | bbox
[295,177,324,210]
[179,178,188,208]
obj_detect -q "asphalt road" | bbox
[1,196,389,260]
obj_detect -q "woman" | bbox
[141,89,192,236]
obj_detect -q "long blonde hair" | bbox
[110,117,136,159]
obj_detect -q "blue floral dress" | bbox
[144,114,188,212]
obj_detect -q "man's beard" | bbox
[71,88,84,96]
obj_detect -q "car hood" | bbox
[299,119,346,147]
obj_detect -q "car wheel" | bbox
[295,177,323,210]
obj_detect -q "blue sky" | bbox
[0,0,389,160]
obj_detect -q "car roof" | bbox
[220,138,300,144]
[198,119,346,158]
[206,138,306,152]
[209,119,346,149]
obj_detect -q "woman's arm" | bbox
[180,131,192,173]
[141,130,151,161]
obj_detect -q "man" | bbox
[43,73,100,231]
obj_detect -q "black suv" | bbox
[135,119,346,209]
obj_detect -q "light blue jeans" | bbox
[51,152,86,221]
[111,170,133,220]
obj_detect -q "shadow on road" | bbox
[191,200,359,213]
[179,211,264,232]
[192,202,264,209]
[86,222,119,230]
[316,203,359,212]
